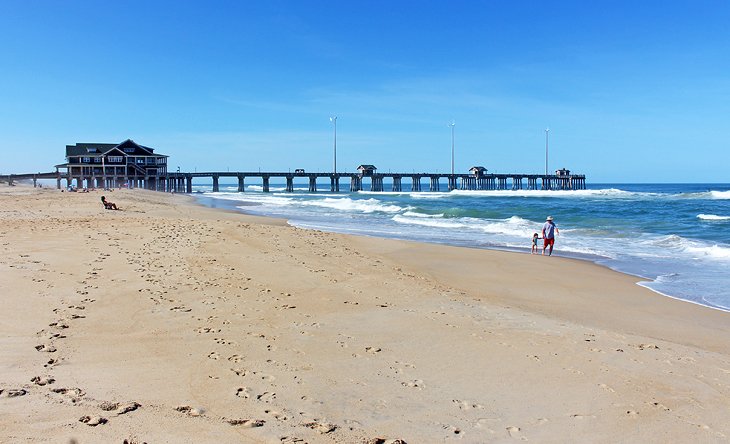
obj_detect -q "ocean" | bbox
[193,182,730,312]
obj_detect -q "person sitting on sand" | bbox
[101,195,118,210]
[531,233,541,254]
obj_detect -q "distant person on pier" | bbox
[542,216,559,256]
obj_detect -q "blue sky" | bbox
[1,1,729,182]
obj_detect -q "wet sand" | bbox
[1,185,728,443]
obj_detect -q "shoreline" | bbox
[190,192,730,314]
[2,185,729,443]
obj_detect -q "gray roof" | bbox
[65,139,167,158]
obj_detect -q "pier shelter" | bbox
[59,139,169,189]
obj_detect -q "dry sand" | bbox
[1,185,729,443]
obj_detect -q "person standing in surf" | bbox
[542,216,559,256]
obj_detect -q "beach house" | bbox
[60,139,168,189]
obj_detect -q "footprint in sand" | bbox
[79,415,108,426]
[235,387,252,399]
[31,376,55,386]
[175,405,204,417]
[100,401,141,415]
[304,421,337,434]
[256,391,276,403]
[207,352,220,360]
[35,344,57,353]
[506,426,526,440]
[231,368,248,377]
[226,418,265,427]
[50,387,84,403]
[0,389,27,398]
[401,379,424,389]
[365,346,382,354]
[227,354,243,363]
[452,399,485,410]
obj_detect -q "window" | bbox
[124,148,135,153]
[93,157,102,163]
[86,148,97,153]
[136,158,145,164]
[82,157,90,163]
[108,156,123,163]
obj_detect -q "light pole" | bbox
[545,128,549,176]
[330,116,337,174]
[449,120,455,175]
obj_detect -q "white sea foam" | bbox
[636,234,730,260]
[447,188,645,199]
[401,211,444,218]
[710,190,730,199]
[300,197,404,213]
[697,214,730,221]
[477,216,537,237]
[245,185,288,192]
[392,214,467,229]
[684,243,730,259]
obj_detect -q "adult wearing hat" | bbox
[542,216,559,256]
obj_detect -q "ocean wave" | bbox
[697,214,730,221]
[401,211,445,218]
[447,188,650,199]
[392,214,467,229]
[710,190,730,199]
[300,197,404,213]
[637,234,730,260]
[684,244,730,259]
[393,214,537,238]
[245,185,288,192]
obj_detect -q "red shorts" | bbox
[544,238,555,248]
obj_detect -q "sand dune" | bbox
[1,186,728,443]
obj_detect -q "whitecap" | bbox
[401,211,445,218]
[710,190,730,199]
[697,214,730,221]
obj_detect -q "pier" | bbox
[1,169,587,192]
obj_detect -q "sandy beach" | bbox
[1,185,729,443]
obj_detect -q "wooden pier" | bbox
[1,169,585,192]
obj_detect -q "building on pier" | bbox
[469,166,488,177]
[58,139,168,189]
[357,165,377,176]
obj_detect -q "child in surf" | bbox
[531,233,541,254]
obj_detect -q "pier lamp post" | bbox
[449,120,455,175]
[330,116,337,174]
[545,128,549,176]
